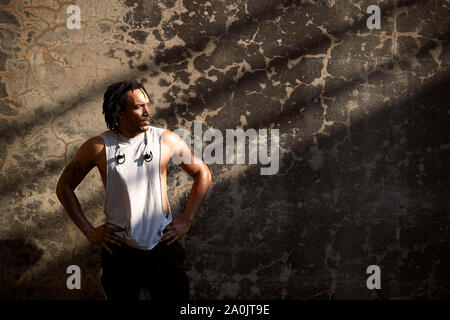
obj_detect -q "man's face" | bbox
[117,89,151,133]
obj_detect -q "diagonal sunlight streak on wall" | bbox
[0,0,338,206]
[0,0,416,147]
[0,0,302,144]
[1,0,434,209]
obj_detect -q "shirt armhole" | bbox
[98,133,109,196]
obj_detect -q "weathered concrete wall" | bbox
[0,0,448,299]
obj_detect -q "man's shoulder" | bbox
[78,135,106,156]
[150,125,173,142]
[86,134,106,146]
[160,128,179,143]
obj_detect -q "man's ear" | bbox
[116,108,124,120]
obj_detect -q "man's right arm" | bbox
[56,137,123,254]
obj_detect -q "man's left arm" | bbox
[160,130,212,245]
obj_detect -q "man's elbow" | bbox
[205,169,212,186]
[55,178,65,200]
[197,167,212,187]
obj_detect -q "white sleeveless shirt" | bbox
[99,126,173,250]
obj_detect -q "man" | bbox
[56,79,212,300]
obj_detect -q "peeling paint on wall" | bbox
[0,0,449,299]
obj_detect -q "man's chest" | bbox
[95,141,171,181]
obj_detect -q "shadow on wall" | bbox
[0,236,107,300]
[184,72,450,299]
[0,238,43,299]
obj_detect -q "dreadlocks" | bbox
[102,79,150,130]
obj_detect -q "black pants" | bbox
[100,240,189,301]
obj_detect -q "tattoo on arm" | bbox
[62,160,87,189]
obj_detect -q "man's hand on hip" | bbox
[85,224,125,254]
[160,218,192,245]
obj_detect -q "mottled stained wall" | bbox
[0,0,449,299]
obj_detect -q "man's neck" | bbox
[116,127,144,139]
